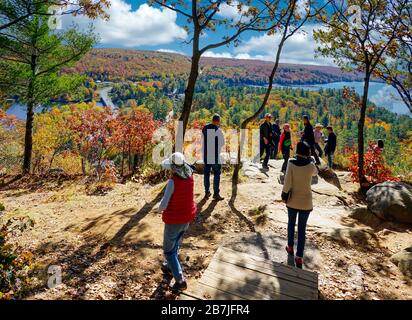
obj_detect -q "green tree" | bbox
[375,2,411,112]
[0,3,96,173]
[0,0,110,31]
[314,0,408,188]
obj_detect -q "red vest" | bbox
[162,175,197,224]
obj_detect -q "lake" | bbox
[288,81,409,115]
[6,81,410,120]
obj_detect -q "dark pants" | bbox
[314,143,323,158]
[204,163,221,195]
[287,208,310,258]
[281,148,290,172]
[310,144,320,164]
[260,142,270,167]
[270,139,279,159]
[326,152,334,168]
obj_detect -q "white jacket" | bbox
[282,160,318,211]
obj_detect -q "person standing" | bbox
[202,114,225,201]
[271,118,281,159]
[157,152,197,292]
[324,126,337,169]
[313,123,324,158]
[278,123,292,173]
[302,115,321,165]
[259,113,273,169]
[371,139,384,154]
[282,142,318,269]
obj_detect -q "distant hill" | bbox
[66,48,364,86]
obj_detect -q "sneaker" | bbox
[171,280,187,293]
[213,194,225,201]
[205,191,212,198]
[295,257,303,269]
[285,245,294,256]
[161,263,173,276]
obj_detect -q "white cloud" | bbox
[196,25,336,66]
[234,24,334,65]
[217,1,249,21]
[203,51,234,59]
[62,1,187,47]
[157,49,186,56]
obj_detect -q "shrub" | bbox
[348,143,400,186]
[0,225,33,300]
[0,203,4,212]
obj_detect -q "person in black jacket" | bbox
[324,126,337,168]
[260,113,273,169]
[302,115,321,165]
[271,118,281,159]
[202,114,225,200]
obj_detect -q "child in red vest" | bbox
[157,152,197,292]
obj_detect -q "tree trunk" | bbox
[233,39,286,183]
[120,143,125,177]
[177,52,200,147]
[81,157,86,175]
[22,100,34,174]
[358,72,371,190]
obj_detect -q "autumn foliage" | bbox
[348,143,400,186]
[30,103,160,181]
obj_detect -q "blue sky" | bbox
[61,0,333,66]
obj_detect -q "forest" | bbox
[0,0,411,303]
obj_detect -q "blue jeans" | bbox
[287,208,310,258]
[163,223,190,282]
[204,164,221,195]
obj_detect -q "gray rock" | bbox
[390,247,412,278]
[366,182,412,224]
[317,166,342,190]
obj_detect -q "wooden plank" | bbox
[199,270,297,300]
[218,246,318,280]
[181,246,319,300]
[184,280,246,300]
[217,247,318,285]
[205,260,317,300]
[215,247,318,289]
[179,291,202,300]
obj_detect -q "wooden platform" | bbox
[180,247,318,300]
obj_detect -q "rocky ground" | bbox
[0,160,411,300]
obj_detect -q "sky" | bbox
[60,0,334,66]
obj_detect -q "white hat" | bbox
[161,152,185,170]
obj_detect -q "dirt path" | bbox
[0,160,411,300]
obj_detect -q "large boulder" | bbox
[390,247,412,278]
[366,182,412,224]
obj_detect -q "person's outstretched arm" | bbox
[158,179,175,212]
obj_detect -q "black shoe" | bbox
[171,280,187,293]
[213,194,225,201]
[161,263,173,276]
[205,191,212,198]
